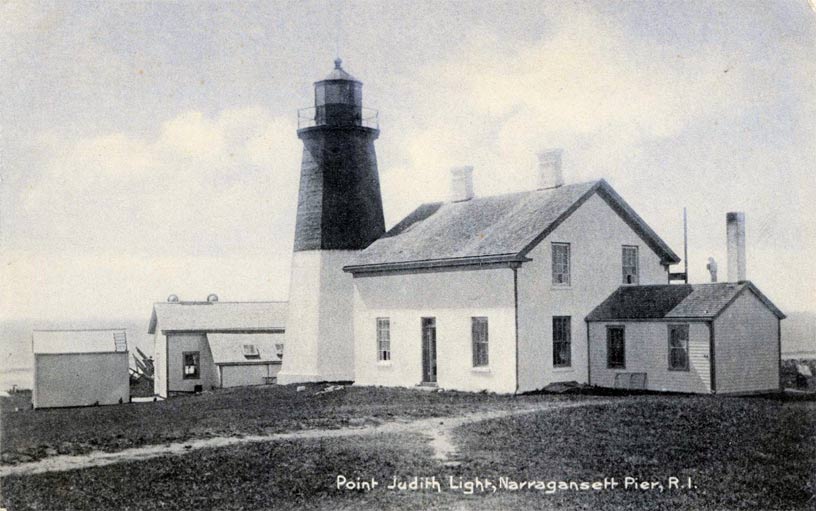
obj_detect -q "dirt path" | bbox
[0,400,610,477]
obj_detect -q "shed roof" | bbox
[148,302,287,334]
[207,333,283,365]
[32,329,128,354]
[344,179,680,273]
[586,282,786,321]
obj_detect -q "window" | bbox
[552,243,571,286]
[472,317,489,367]
[377,318,391,361]
[242,344,260,358]
[606,326,625,369]
[275,343,284,360]
[553,316,572,367]
[668,324,690,371]
[622,245,639,285]
[182,351,200,379]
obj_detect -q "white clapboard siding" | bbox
[714,291,780,394]
[588,322,711,394]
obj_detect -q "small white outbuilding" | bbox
[32,329,130,409]
[586,282,785,394]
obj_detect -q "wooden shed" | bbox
[148,301,287,397]
[208,333,283,387]
[32,329,130,408]
[586,282,785,394]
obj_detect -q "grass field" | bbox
[0,384,575,462]
[1,386,814,510]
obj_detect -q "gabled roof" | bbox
[32,329,128,354]
[344,179,680,274]
[586,282,786,321]
[148,302,287,334]
[207,333,283,365]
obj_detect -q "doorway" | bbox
[421,317,437,384]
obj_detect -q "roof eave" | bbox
[585,316,714,323]
[343,254,531,275]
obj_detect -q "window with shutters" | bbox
[622,245,639,284]
[182,351,200,379]
[552,243,571,286]
[606,326,625,369]
[377,318,391,361]
[668,324,690,371]
[553,316,572,367]
[472,317,489,367]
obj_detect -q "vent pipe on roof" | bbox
[167,294,179,302]
[207,294,219,303]
[450,166,474,202]
[726,212,746,282]
[537,149,563,190]
[706,257,718,282]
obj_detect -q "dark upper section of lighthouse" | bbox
[297,59,379,131]
[292,60,386,252]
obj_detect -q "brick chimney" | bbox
[537,149,563,189]
[726,212,746,282]
[450,166,474,202]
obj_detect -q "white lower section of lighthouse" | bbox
[277,250,357,384]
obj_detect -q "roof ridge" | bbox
[32,328,127,332]
[153,300,288,305]
[433,179,603,207]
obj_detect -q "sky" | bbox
[1,0,815,321]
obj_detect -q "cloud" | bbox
[22,107,300,256]
[5,107,300,318]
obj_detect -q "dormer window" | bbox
[622,245,639,285]
[242,344,260,359]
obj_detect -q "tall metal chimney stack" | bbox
[450,166,474,202]
[726,212,746,282]
[537,149,563,189]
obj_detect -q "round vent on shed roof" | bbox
[207,294,219,303]
[167,294,179,303]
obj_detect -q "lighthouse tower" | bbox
[277,60,385,384]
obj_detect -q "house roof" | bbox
[344,179,680,274]
[586,282,786,321]
[207,333,283,365]
[148,302,287,334]
[32,329,128,354]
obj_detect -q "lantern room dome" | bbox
[319,58,360,83]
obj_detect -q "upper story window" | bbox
[553,316,571,367]
[377,318,391,361]
[668,324,690,371]
[183,351,200,379]
[552,243,571,286]
[622,245,639,285]
[472,317,489,367]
